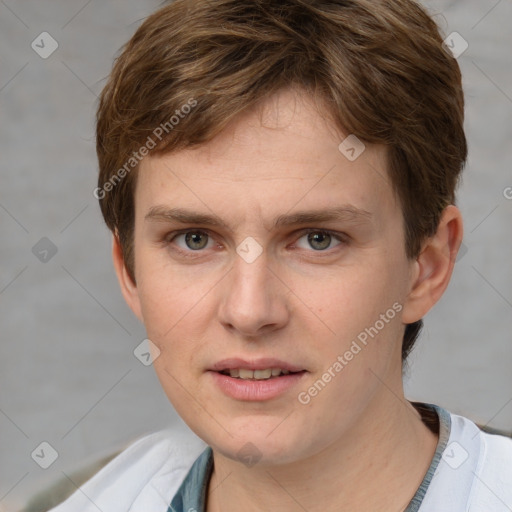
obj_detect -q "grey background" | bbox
[1,0,511,509]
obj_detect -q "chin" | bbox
[216,440,300,467]
[206,421,308,467]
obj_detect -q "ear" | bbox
[112,234,144,323]
[401,205,464,324]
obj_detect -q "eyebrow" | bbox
[145,205,373,231]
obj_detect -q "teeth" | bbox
[238,369,254,379]
[226,368,292,379]
[254,369,272,379]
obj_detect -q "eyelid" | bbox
[165,227,212,242]
[164,228,217,255]
[291,228,348,251]
[164,227,349,259]
[293,227,348,242]
[163,228,215,246]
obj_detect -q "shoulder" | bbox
[422,408,512,511]
[48,427,208,512]
[449,411,512,481]
[471,424,512,509]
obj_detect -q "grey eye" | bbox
[295,231,341,251]
[177,231,211,250]
[307,232,331,250]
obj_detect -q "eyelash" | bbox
[163,228,348,259]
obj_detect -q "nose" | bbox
[218,249,290,338]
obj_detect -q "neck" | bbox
[206,390,438,512]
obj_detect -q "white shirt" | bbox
[48,404,512,511]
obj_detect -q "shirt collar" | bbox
[168,445,213,512]
[168,402,451,512]
[404,402,452,511]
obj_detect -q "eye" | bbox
[169,230,214,253]
[164,228,347,258]
[294,229,345,252]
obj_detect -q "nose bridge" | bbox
[232,247,271,297]
[219,245,288,336]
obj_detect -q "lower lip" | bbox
[208,371,307,401]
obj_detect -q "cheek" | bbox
[135,251,213,341]
[297,290,404,433]
[135,258,219,389]
[309,263,402,332]
[303,265,406,391]
[140,273,203,406]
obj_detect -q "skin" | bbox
[113,86,463,511]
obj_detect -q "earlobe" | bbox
[401,205,464,324]
[111,234,144,323]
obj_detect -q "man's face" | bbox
[128,87,415,465]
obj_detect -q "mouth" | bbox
[209,360,308,401]
[217,368,306,380]
[209,357,307,376]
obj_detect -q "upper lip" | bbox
[209,358,306,373]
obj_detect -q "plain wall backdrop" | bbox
[1,0,511,509]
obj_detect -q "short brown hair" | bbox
[95,0,467,362]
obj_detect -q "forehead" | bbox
[135,87,396,229]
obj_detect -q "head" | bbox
[96,0,466,464]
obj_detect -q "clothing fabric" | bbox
[49,403,512,512]
[167,402,450,512]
